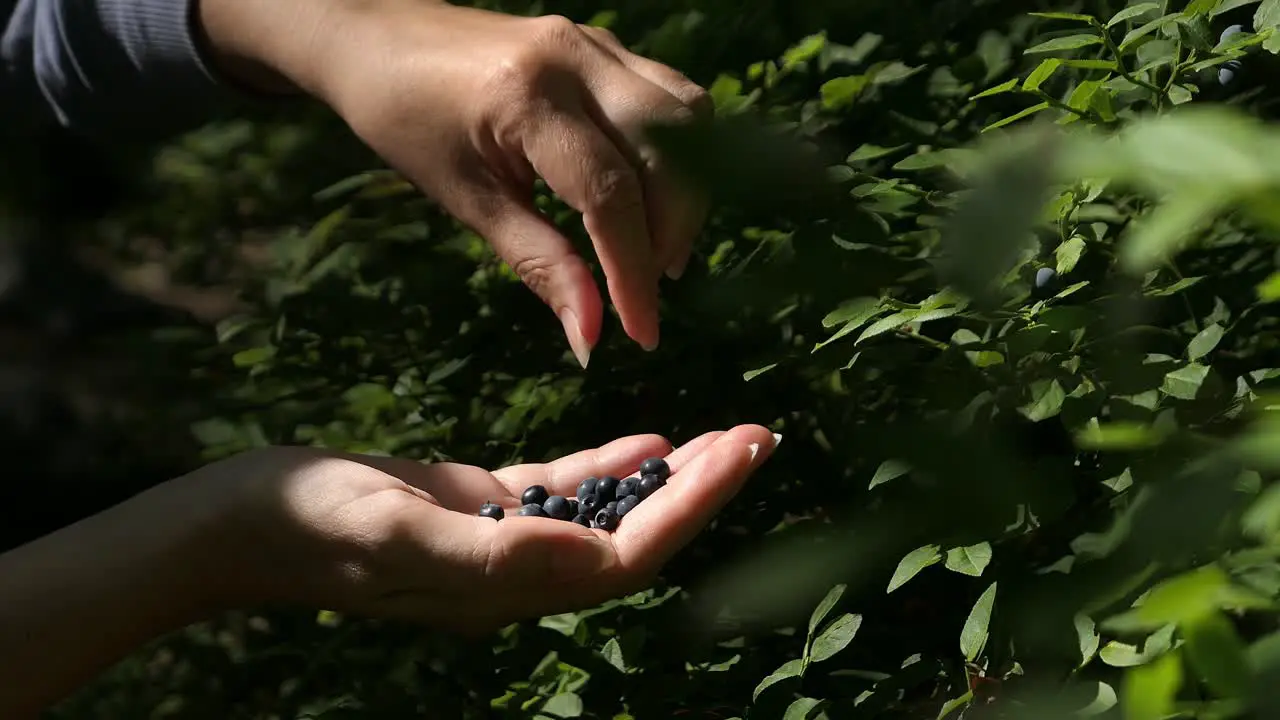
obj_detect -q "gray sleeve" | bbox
[2,0,241,140]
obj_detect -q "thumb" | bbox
[467,198,604,369]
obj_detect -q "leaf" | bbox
[821,297,881,328]
[1183,612,1253,699]
[1029,12,1097,22]
[1103,565,1237,633]
[1120,15,1182,51]
[1162,363,1209,401]
[888,545,943,593]
[1019,379,1066,422]
[1258,271,1280,302]
[233,346,276,368]
[1022,58,1062,92]
[1076,614,1101,667]
[1025,34,1104,54]
[856,310,915,344]
[1120,190,1230,273]
[1106,3,1161,28]
[1187,323,1225,361]
[1122,652,1182,720]
[782,698,823,720]
[1055,235,1086,274]
[539,693,584,719]
[601,637,628,673]
[1077,682,1118,716]
[961,582,999,662]
[870,459,911,489]
[753,659,804,701]
[970,78,1019,100]
[743,364,778,382]
[810,613,863,663]
[982,101,1051,132]
[808,584,847,637]
[820,75,869,109]
[945,543,993,577]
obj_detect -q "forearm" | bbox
[0,475,241,718]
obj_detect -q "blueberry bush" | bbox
[42,0,1280,718]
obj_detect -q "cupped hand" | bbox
[245,1,714,365]
[200,426,778,633]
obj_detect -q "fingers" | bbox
[613,425,779,575]
[580,26,712,280]
[456,195,604,369]
[523,106,661,350]
[492,432,674,499]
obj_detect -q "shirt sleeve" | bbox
[2,0,240,141]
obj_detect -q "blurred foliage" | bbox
[22,0,1280,718]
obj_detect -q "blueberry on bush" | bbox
[638,473,665,500]
[596,475,620,503]
[576,477,598,501]
[543,495,572,520]
[478,502,504,521]
[1219,25,1246,86]
[616,476,639,499]
[518,503,548,517]
[1034,267,1056,288]
[639,456,670,480]
[522,485,549,506]
[616,494,640,517]
[594,507,620,531]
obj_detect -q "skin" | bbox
[0,3,767,715]
[0,427,779,717]
[198,0,714,365]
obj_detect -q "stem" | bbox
[1095,21,1169,105]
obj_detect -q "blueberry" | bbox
[543,495,573,521]
[1220,61,1241,86]
[579,493,600,514]
[605,500,619,513]
[522,485,550,506]
[1034,267,1056,289]
[617,476,639,499]
[639,457,671,481]
[568,497,580,516]
[616,494,640,517]
[594,507,620,532]
[478,502,504,520]
[596,476,620,503]
[576,477,599,501]
[638,473,665,501]
[571,514,591,528]
[1220,24,1245,43]
[518,503,548,517]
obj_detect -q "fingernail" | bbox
[748,442,760,461]
[772,433,783,447]
[665,260,687,280]
[552,535,616,580]
[559,308,591,369]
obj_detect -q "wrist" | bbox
[193,0,342,97]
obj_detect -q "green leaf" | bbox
[1120,190,1230,273]
[820,75,869,110]
[1076,421,1170,450]
[821,297,881,329]
[961,582,999,662]
[1214,0,1261,17]
[1019,379,1066,422]
[753,659,804,701]
[810,613,863,663]
[1022,58,1062,92]
[808,584,847,637]
[1025,34,1104,55]
[970,78,1019,100]
[743,364,778,382]
[539,693,584,719]
[870,459,911,489]
[1122,651,1182,720]
[1030,12,1097,22]
[1103,565,1233,633]
[782,698,823,720]
[1107,3,1161,28]
[1183,611,1253,699]
[945,543,994,577]
[1077,614,1101,667]
[1120,15,1182,51]
[983,101,1051,132]
[233,346,276,368]
[1055,235,1086,274]
[1187,323,1225,361]
[1162,363,1210,400]
[888,545,943,593]
[1257,271,1280,302]
[1077,682,1118,716]
[1242,482,1280,541]
[601,637,628,673]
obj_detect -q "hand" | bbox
[199,0,713,366]
[199,426,778,632]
